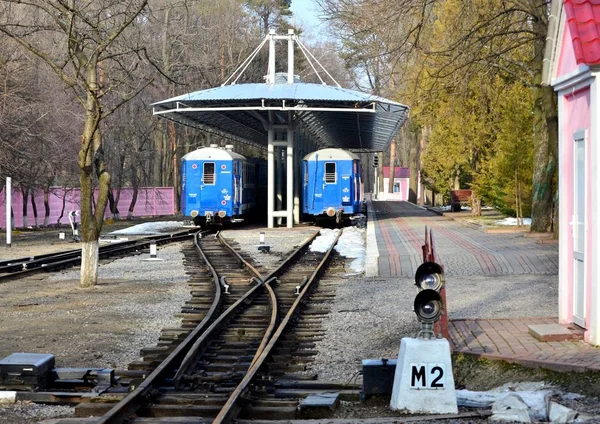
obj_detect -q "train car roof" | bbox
[182,147,246,161]
[302,149,359,161]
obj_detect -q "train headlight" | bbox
[190,210,199,218]
[326,207,336,217]
[218,210,227,218]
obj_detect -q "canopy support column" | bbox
[267,125,275,229]
[287,121,294,228]
[276,146,284,226]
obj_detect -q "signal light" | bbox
[373,154,379,168]
[414,290,443,324]
[413,261,446,336]
[415,262,445,292]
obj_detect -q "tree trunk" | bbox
[78,63,111,288]
[80,240,99,289]
[44,188,50,226]
[128,186,139,220]
[21,187,28,228]
[30,191,38,227]
[530,11,558,233]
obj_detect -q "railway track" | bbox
[0,229,199,283]
[59,228,346,423]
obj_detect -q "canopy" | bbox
[152,82,409,152]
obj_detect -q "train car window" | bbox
[325,162,336,184]
[203,162,215,185]
[233,161,239,175]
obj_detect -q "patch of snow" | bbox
[495,217,532,226]
[108,221,184,235]
[309,227,367,275]
[335,227,366,275]
[309,229,340,253]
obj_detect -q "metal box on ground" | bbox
[0,353,55,390]
[360,358,396,400]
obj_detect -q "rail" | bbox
[97,229,320,424]
[214,229,343,424]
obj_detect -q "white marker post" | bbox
[390,337,457,414]
[5,177,11,248]
[143,241,164,261]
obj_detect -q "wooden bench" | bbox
[450,189,472,212]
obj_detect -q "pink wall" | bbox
[0,187,175,228]
[560,88,591,329]
[558,23,580,77]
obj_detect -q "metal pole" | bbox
[286,122,294,228]
[268,29,276,84]
[294,130,301,225]
[287,29,294,83]
[268,127,275,228]
[5,177,11,248]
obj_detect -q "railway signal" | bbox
[390,258,456,414]
[413,261,445,337]
[372,154,379,168]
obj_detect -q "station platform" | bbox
[365,200,600,373]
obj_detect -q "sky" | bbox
[289,0,323,32]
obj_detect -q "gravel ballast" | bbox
[0,224,562,423]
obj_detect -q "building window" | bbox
[325,162,336,184]
[203,162,215,185]
[394,182,400,193]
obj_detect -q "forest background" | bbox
[0,0,557,286]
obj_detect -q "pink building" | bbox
[544,0,600,344]
[380,167,410,201]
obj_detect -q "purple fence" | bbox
[0,187,175,228]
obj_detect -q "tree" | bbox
[319,0,556,230]
[0,0,152,287]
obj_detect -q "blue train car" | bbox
[181,145,260,227]
[302,148,364,225]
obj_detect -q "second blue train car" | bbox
[302,148,364,225]
[181,145,262,227]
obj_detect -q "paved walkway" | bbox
[369,201,557,277]
[449,317,600,372]
[368,201,600,372]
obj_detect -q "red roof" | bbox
[565,0,600,65]
[382,166,410,179]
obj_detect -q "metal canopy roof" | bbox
[152,82,409,152]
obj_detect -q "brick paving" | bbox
[370,201,558,277]
[449,317,600,372]
[369,201,600,372]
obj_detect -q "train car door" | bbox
[233,160,241,215]
[323,161,339,208]
[200,161,218,210]
[340,162,353,207]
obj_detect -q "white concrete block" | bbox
[390,337,458,414]
[0,391,16,403]
[548,401,579,423]
[491,394,532,423]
